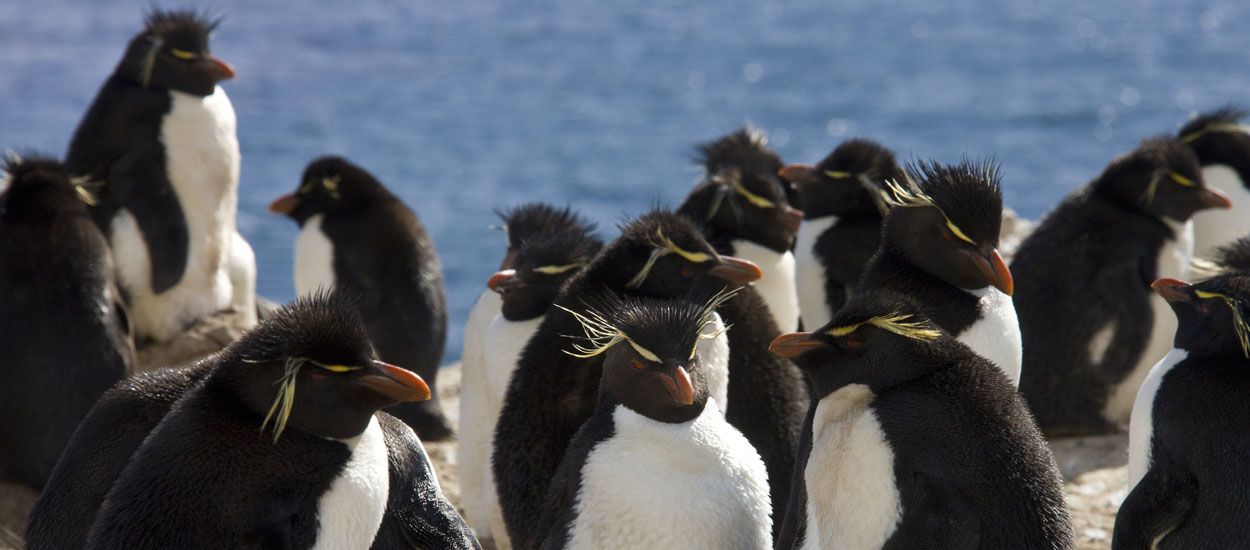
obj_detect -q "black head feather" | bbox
[801,139,905,218]
[1093,136,1207,220]
[904,158,1004,247]
[516,229,603,271]
[223,289,371,368]
[1,153,93,217]
[4,153,67,184]
[816,139,903,181]
[696,126,782,176]
[496,203,598,250]
[143,8,220,41]
[1178,107,1248,142]
[565,288,733,365]
[1214,237,1250,274]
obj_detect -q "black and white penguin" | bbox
[856,159,1021,384]
[1014,137,1232,436]
[492,210,761,548]
[680,127,804,333]
[269,156,452,441]
[460,218,603,547]
[0,155,133,490]
[769,291,1073,549]
[779,139,905,329]
[1116,274,1250,548]
[540,290,771,549]
[66,9,256,342]
[1178,108,1250,256]
[73,291,477,550]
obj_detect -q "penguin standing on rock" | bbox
[1177,108,1250,256]
[856,159,1021,384]
[67,9,256,342]
[493,210,762,548]
[541,291,771,549]
[769,291,1073,550]
[0,155,133,490]
[76,292,477,550]
[1014,137,1232,436]
[1116,272,1250,549]
[270,156,452,440]
[779,139,905,329]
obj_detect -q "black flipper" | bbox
[1112,461,1197,550]
[887,472,981,550]
[107,146,189,293]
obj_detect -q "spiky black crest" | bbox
[226,289,370,366]
[696,126,782,175]
[816,139,903,181]
[496,203,597,249]
[1215,237,1250,274]
[3,153,66,184]
[517,229,604,269]
[1179,107,1248,141]
[143,8,220,39]
[616,207,703,243]
[565,288,734,362]
[905,158,1004,246]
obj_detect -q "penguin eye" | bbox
[680,265,695,278]
[840,337,863,351]
[631,360,645,370]
[169,48,198,60]
[940,228,955,241]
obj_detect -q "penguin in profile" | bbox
[270,156,452,440]
[1116,272,1250,549]
[74,291,477,550]
[0,155,133,490]
[856,159,1021,384]
[540,290,771,549]
[769,291,1073,549]
[779,139,905,329]
[1014,137,1232,436]
[67,9,256,342]
[1177,108,1250,256]
[493,210,762,548]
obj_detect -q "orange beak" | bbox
[659,366,696,405]
[359,360,431,403]
[708,255,764,285]
[268,194,299,215]
[768,332,826,359]
[779,163,816,183]
[487,269,519,292]
[1198,187,1233,210]
[210,56,236,80]
[973,248,1014,296]
[782,206,804,232]
[1151,277,1191,303]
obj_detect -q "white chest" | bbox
[294,215,337,296]
[731,239,800,333]
[957,287,1023,386]
[1127,348,1188,490]
[696,313,731,414]
[795,217,839,331]
[162,88,240,247]
[1193,164,1250,256]
[483,314,544,407]
[566,400,771,550]
[312,416,390,550]
[803,385,900,550]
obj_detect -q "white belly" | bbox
[228,230,257,329]
[957,287,1023,386]
[1106,223,1192,424]
[697,313,731,413]
[565,400,771,550]
[1193,165,1250,257]
[731,239,800,333]
[111,87,239,342]
[458,290,504,543]
[294,215,336,296]
[796,217,838,331]
[1127,348,1187,490]
[803,385,900,550]
[313,416,390,550]
[483,315,544,406]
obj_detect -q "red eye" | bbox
[680,266,695,278]
[310,371,326,380]
[842,338,863,351]
[632,360,646,370]
[941,229,955,241]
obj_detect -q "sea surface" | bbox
[2,0,1247,361]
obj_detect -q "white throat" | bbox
[795,216,839,331]
[730,239,800,333]
[957,287,1022,386]
[295,214,337,296]
[312,415,390,550]
[1126,348,1188,490]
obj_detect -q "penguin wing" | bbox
[889,472,981,550]
[535,407,617,550]
[107,146,189,293]
[1112,456,1197,549]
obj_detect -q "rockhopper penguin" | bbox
[66,9,256,342]
[270,156,452,441]
[769,291,1073,549]
[1178,108,1250,256]
[539,290,771,549]
[1014,137,1232,436]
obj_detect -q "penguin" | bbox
[856,159,1022,384]
[74,291,477,549]
[0,155,134,490]
[269,156,452,441]
[1116,273,1250,549]
[680,128,804,333]
[492,209,762,548]
[1177,108,1250,256]
[769,291,1073,549]
[461,221,603,547]
[1014,136,1232,436]
[539,290,771,549]
[778,139,905,330]
[66,9,256,342]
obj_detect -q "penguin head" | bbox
[490,229,604,321]
[561,290,736,423]
[679,167,803,252]
[590,210,763,298]
[1154,275,1250,360]
[696,126,797,206]
[779,139,904,219]
[116,9,234,96]
[495,202,598,269]
[1,154,97,221]
[269,156,393,225]
[1212,237,1250,274]
[880,159,1014,295]
[1094,136,1230,222]
[217,290,431,442]
[1178,108,1250,186]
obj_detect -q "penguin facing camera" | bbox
[1178,108,1250,256]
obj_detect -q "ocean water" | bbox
[2,0,1247,361]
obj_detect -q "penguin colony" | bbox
[2,7,1250,550]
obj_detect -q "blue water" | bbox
[2,0,1247,361]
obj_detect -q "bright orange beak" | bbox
[359,360,431,403]
[769,332,826,359]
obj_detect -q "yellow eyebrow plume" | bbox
[1194,290,1250,358]
[823,170,853,179]
[1168,172,1196,187]
[170,48,197,60]
[534,263,583,275]
[945,220,976,245]
[827,313,941,341]
[731,180,776,208]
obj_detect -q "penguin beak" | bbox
[209,56,236,80]
[971,248,1014,296]
[1197,187,1233,210]
[659,365,695,405]
[708,256,763,285]
[769,332,826,359]
[778,163,816,183]
[782,206,804,233]
[268,194,300,215]
[359,360,431,403]
[1152,278,1192,303]
[487,269,521,293]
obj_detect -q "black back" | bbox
[0,155,133,490]
[539,397,619,550]
[1179,107,1250,188]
